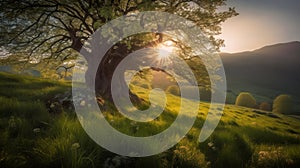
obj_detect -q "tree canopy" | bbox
[1,0,238,100]
[1,0,237,62]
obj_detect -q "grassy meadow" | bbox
[0,71,300,168]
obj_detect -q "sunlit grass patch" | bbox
[1,72,300,167]
[0,72,70,101]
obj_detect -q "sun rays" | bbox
[155,40,177,67]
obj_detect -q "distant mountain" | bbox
[0,65,41,77]
[221,41,300,105]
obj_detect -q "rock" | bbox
[104,156,133,168]
[47,90,74,113]
[48,101,62,114]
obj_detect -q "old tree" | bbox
[0,0,237,103]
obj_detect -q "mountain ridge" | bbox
[220,41,300,108]
[220,41,300,55]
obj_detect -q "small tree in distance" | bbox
[272,94,293,114]
[166,85,180,96]
[259,102,272,111]
[235,92,256,108]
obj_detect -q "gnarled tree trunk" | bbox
[83,42,144,107]
[81,33,163,107]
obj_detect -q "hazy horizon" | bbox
[219,0,300,53]
[219,40,300,54]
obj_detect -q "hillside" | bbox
[1,72,300,167]
[221,41,300,106]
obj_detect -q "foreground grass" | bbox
[0,72,300,167]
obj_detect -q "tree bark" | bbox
[82,42,144,107]
[82,33,163,106]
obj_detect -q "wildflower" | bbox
[258,151,270,162]
[173,149,180,154]
[286,159,294,165]
[179,145,189,151]
[8,116,17,128]
[71,143,80,150]
[112,156,122,167]
[80,100,86,106]
[208,142,214,148]
[50,103,55,108]
[33,128,41,133]
[104,158,111,168]
[130,121,137,126]
[206,161,211,167]
[104,156,129,168]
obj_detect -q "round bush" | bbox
[199,87,211,102]
[272,94,293,114]
[235,92,256,108]
[140,83,151,89]
[259,102,271,111]
[130,79,140,86]
[166,85,180,96]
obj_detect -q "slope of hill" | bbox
[221,41,300,107]
[1,72,300,167]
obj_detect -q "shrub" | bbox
[272,94,293,114]
[140,83,151,89]
[235,92,256,108]
[199,87,211,102]
[130,78,152,90]
[259,102,271,111]
[130,79,140,86]
[166,85,180,96]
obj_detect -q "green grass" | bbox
[1,72,300,167]
[0,72,70,101]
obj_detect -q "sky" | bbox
[219,0,300,53]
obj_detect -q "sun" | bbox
[154,40,177,67]
[157,40,176,59]
[158,46,174,58]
